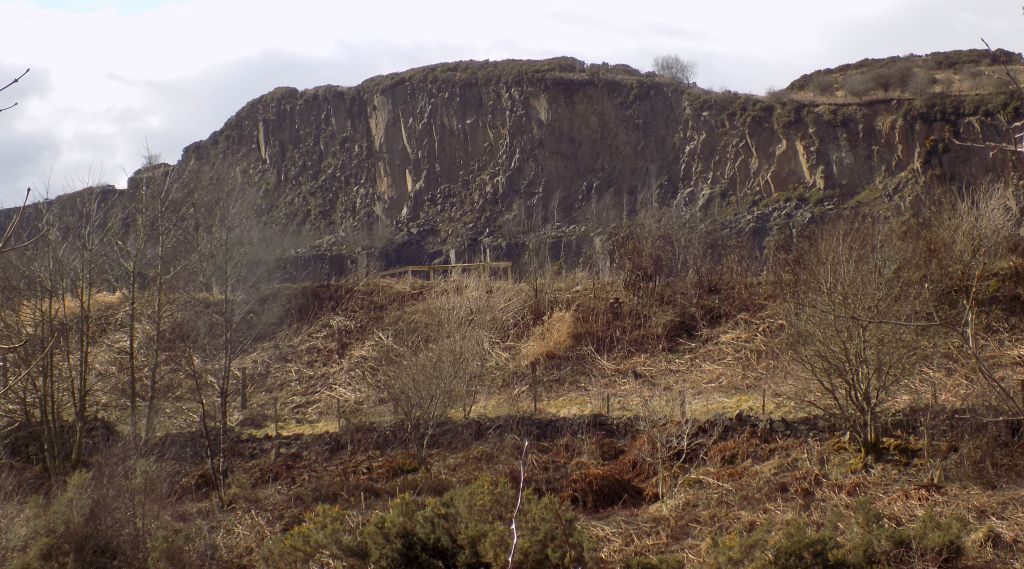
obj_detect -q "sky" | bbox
[0,0,1021,204]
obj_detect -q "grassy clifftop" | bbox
[783,48,1024,101]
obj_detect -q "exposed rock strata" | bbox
[10,57,1023,278]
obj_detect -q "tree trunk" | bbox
[127,276,138,443]
[143,267,165,443]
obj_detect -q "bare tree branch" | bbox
[0,333,58,398]
[0,68,29,95]
[0,188,36,254]
[0,68,29,115]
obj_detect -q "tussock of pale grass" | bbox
[15,291,127,327]
[520,309,575,366]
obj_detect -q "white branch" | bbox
[508,439,529,569]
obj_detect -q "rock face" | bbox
[41,56,1024,276]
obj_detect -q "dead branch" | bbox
[508,438,529,569]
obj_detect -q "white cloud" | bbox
[0,0,1021,203]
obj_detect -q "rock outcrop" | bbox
[18,55,1024,278]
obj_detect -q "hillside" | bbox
[4,51,1024,568]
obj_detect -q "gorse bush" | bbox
[764,523,845,569]
[836,501,969,567]
[3,456,207,569]
[709,502,971,569]
[622,556,686,569]
[260,476,588,569]
[364,477,588,568]
[145,523,217,569]
[9,471,121,569]
[258,505,365,569]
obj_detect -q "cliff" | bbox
[25,55,1024,276]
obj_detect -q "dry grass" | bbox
[520,309,575,366]
[9,250,1024,567]
[580,430,1024,566]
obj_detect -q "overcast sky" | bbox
[0,0,1021,204]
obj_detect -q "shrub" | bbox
[841,73,875,99]
[0,470,30,567]
[579,210,761,354]
[260,476,588,569]
[712,524,845,569]
[841,499,903,566]
[907,69,937,96]
[4,454,204,569]
[366,477,587,569]
[362,494,458,569]
[709,504,971,569]
[709,528,771,569]
[367,277,529,436]
[502,492,587,569]
[9,471,122,569]
[782,217,930,459]
[905,510,970,566]
[622,557,686,569]
[869,63,912,93]
[258,505,365,569]
[765,522,845,569]
[805,74,837,96]
[840,502,969,567]
[147,525,210,569]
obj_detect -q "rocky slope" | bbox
[25,54,1024,277]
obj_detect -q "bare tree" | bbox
[0,69,33,357]
[918,185,1023,417]
[0,69,34,352]
[0,226,68,473]
[139,140,162,169]
[367,277,521,446]
[181,179,276,505]
[652,54,696,84]
[57,189,120,467]
[783,218,929,460]
[113,188,148,444]
[140,168,192,443]
[634,390,701,502]
[0,187,120,473]
[111,157,191,444]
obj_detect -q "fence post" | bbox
[239,368,248,411]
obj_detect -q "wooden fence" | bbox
[377,261,513,281]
